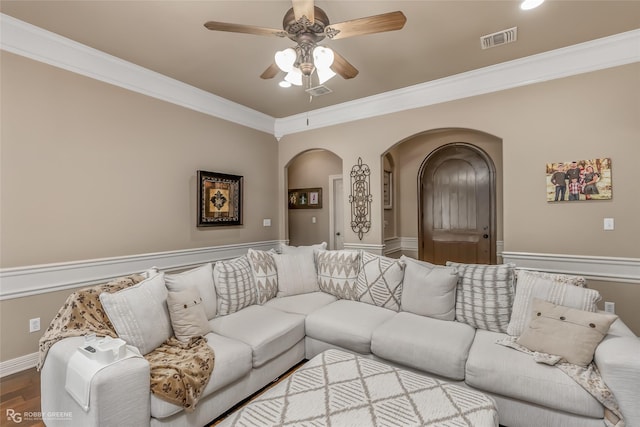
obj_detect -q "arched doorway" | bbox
[286,149,342,247]
[418,143,496,265]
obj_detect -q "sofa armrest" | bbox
[41,337,151,427]
[594,323,640,427]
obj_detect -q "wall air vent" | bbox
[480,27,518,49]
[305,85,332,97]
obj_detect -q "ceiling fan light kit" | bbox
[204,0,406,95]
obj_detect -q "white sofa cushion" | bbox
[400,256,458,321]
[99,272,172,355]
[246,249,278,304]
[466,329,604,418]
[507,270,600,337]
[316,249,360,300]
[263,291,337,316]
[371,312,476,380]
[166,287,212,342]
[272,253,319,297]
[150,332,252,419]
[213,255,256,316]
[446,262,515,333]
[209,305,305,368]
[356,252,405,311]
[305,300,396,354]
[165,263,217,320]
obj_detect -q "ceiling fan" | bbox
[204,0,406,92]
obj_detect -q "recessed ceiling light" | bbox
[521,0,544,10]
[279,80,292,88]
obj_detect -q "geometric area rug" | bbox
[218,349,498,426]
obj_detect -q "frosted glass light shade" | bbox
[284,67,303,86]
[317,67,336,84]
[275,48,297,72]
[313,46,334,69]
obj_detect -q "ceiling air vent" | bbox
[305,85,332,97]
[480,27,517,49]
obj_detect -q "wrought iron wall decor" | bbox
[348,157,373,240]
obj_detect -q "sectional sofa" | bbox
[40,244,640,427]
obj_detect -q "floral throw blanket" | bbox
[38,275,215,411]
[498,336,624,427]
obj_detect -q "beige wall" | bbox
[278,63,640,333]
[286,149,342,246]
[0,52,280,361]
[1,54,639,364]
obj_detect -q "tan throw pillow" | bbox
[247,249,278,304]
[517,298,617,367]
[166,287,212,342]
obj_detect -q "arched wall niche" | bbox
[382,128,503,259]
[285,149,342,246]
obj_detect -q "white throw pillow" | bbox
[507,269,600,337]
[400,256,458,320]
[247,249,279,304]
[165,263,217,319]
[446,262,516,333]
[316,249,360,300]
[273,253,319,297]
[99,272,172,355]
[213,255,256,316]
[166,287,212,342]
[356,252,405,311]
[280,242,327,255]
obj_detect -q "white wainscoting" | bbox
[502,252,640,284]
[0,241,283,301]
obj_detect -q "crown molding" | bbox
[2,13,638,139]
[0,13,275,135]
[274,29,640,138]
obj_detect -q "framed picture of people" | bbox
[546,158,612,202]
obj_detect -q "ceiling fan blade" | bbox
[292,0,315,24]
[204,21,286,38]
[260,63,280,80]
[325,11,407,40]
[331,50,359,79]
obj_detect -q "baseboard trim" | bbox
[0,352,38,378]
[502,252,640,284]
[0,240,283,300]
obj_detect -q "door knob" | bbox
[336,232,341,236]
[483,234,489,239]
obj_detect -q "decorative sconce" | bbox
[348,157,372,240]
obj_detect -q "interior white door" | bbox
[329,175,344,250]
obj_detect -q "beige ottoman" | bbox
[219,349,498,426]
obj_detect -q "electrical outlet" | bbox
[29,317,41,333]
[603,218,614,230]
[604,302,615,314]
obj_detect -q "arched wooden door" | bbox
[419,143,496,265]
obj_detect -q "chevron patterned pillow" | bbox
[316,249,360,300]
[246,249,278,305]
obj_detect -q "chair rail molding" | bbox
[502,252,640,284]
[0,241,283,300]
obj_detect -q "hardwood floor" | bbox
[0,361,304,427]
[0,368,44,427]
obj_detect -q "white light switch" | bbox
[263,219,271,227]
[312,216,317,224]
[603,218,614,230]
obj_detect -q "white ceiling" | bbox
[1,0,639,118]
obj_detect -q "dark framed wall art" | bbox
[288,188,322,209]
[197,170,243,226]
[546,158,612,202]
